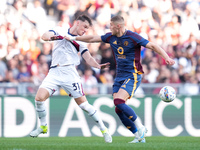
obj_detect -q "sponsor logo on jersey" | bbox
[117,55,126,59]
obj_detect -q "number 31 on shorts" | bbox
[72,83,81,91]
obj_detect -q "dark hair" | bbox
[76,15,92,26]
[111,15,124,23]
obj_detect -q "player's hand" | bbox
[50,35,63,41]
[63,36,76,41]
[100,62,110,69]
[63,36,70,41]
[165,57,175,65]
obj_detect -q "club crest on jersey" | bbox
[124,41,129,46]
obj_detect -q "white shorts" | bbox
[39,65,85,98]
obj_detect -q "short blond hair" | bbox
[111,15,124,24]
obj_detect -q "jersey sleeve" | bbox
[101,32,112,43]
[78,41,89,55]
[129,31,149,47]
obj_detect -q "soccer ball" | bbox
[159,86,176,102]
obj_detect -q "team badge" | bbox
[113,41,117,44]
[124,41,129,46]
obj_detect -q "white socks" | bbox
[35,100,47,126]
[35,100,106,131]
[133,118,144,129]
[134,131,139,138]
[79,101,106,131]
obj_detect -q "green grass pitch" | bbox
[0,136,199,150]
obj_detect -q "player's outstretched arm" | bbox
[41,31,55,41]
[82,51,110,69]
[64,35,102,43]
[145,42,175,65]
[41,31,64,41]
[99,63,110,69]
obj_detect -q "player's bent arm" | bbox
[82,51,101,69]
[145,42,170,60]
[41,31,55,41]
[75,35,102,43]
[145,42,175,65]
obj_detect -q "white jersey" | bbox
[49,26,88,67]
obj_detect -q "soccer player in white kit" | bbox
[30,15,112,143]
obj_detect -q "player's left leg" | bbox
[115,107,146,143]
[61,66,112,142]
[75,96,112,143]
[113,74,147,142]
[115,107,137,133]
[114,93,147,142]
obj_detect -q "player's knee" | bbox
[114,98,125,106]
[115,107,122,114]
[35,95,46,102]
[35,91,49,101]
[35,88,49,101]
[79,101,89,110]
[79,101,96,116]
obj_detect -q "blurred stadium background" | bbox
[0,0,200,138]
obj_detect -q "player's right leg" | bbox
[30,88,50,137]
[30,68,59,137]
[129,137,146,143]
[136,126,148,142]
[129,127,148,143]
